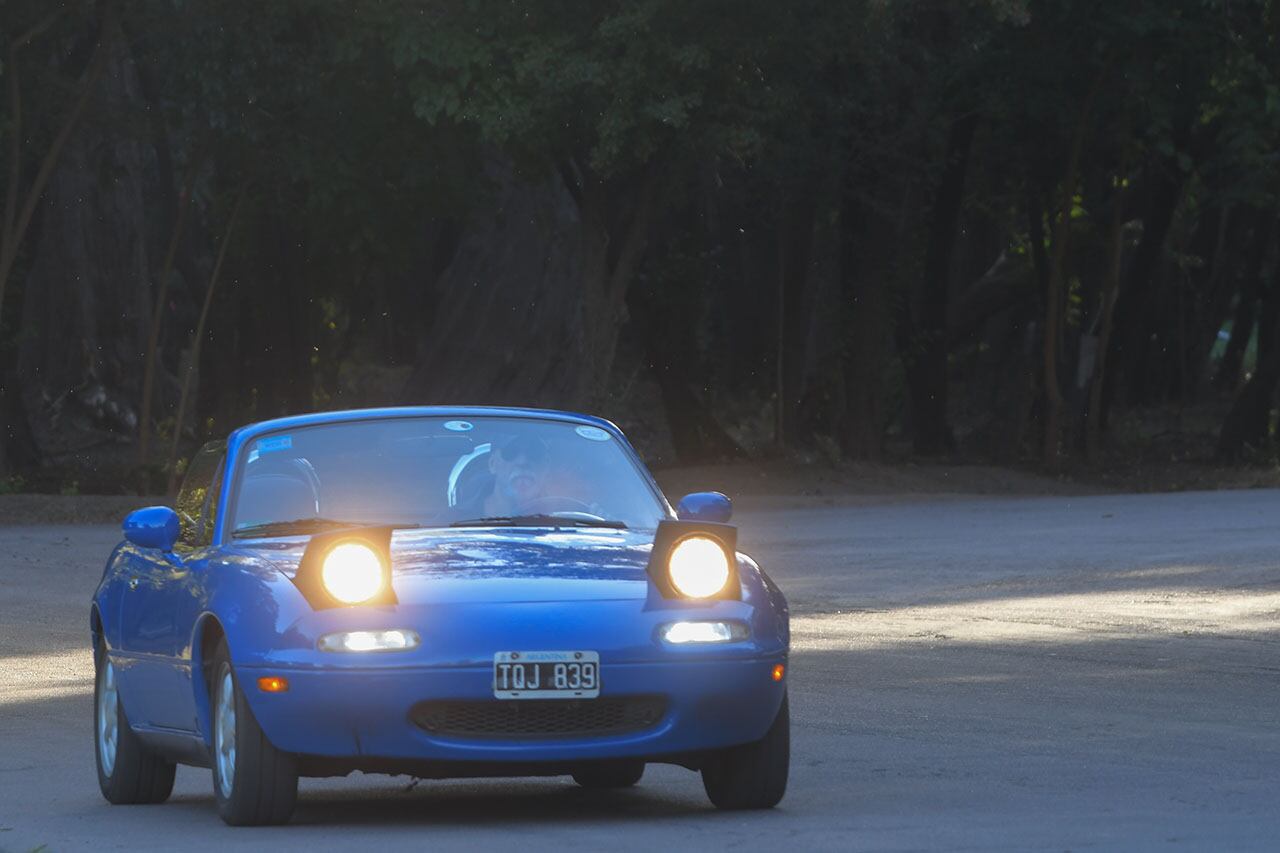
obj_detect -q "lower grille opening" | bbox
[411,695,667,739]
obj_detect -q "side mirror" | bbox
[123,506,181,552]
[675,491,733,524]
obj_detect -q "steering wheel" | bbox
[518,495,597,517]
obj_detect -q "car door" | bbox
[117,442,225,732]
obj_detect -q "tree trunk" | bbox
[15,23,152,463]
[0,373,39,478]
[576,169,653,407]
[167,191,244,494]
[404,157,651,414]
[837,184,896,460]
[1084,182,1128,461]
[1042,62,1110,465]
[1175,205,1235,396]
[1214,209,1273,391]
[1217,265,1280,461]
[775,190,817,448]
[902,113,978,455]
[1216,295,1258,393]
[404,158,587,408]
[0,12,109,335]
[137,151,203,476]
[1106,164,1186,404]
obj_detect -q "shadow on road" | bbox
[282,781,714,826]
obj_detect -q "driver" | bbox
[458,435,551,519]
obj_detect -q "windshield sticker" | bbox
[256,435,292,454]
[444,420,474,432]
[575,426,611,441]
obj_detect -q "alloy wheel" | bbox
[214,671,237,798]
[96,659,119,776]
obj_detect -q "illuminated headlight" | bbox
[317,629,420,653]
[321,542,385,604]
[668,536,732,598]
[661,620,749,644]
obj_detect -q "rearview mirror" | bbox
[675,491,732,524]
[123,506,181,552]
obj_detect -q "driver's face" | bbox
[491,449,547,503]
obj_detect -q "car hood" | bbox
[255,527,657,604]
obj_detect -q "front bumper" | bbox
[237,655,786,766]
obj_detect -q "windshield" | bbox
[228,416,668,535]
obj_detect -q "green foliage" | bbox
[0,474,27,494]
[364,0,786,177]
[3,0,1280,472]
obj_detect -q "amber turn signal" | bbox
[257,676,289,693]
[771,664,785,682]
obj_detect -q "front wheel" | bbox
[701,693,789,810]
[209,639,298,825]
[94,646,176,804]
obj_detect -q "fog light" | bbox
[318,629,420,653]
[661,620,748,644]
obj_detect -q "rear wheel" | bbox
[209,639,298,825]
[94,646,175,804]
[572,760,645,789]
[701,693,789,810]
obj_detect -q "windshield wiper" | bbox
[232,518,418,538]
[449,514,627,530]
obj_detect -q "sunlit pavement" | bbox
[3,490,1279,851]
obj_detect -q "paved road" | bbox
[2,490,1278,851]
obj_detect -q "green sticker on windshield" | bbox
[575,426,611,441]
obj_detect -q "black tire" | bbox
[209,639,298,826]
[572,760,645,789]
[94,644,176,805]
[701,693,789,810]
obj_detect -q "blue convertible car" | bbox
[92,407,789,825]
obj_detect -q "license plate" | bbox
[493,651,600,700]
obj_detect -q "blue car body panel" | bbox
[92,407,789,774]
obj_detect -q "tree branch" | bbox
[3,43,22,255]
[12,11,64,50]
[0,19,110,330]
[167,187,247,495]
[138,145,207,469]
[606,168,655,310]
[3,8,68,279]
[556,156,583,207]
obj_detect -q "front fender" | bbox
[737,552,790,653]
[91,542,131,652]
[190,552,312,744]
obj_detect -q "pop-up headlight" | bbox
[321,542,385,604]
[645,520,740,601]
[292,526,398,610]
[668,535,732,598]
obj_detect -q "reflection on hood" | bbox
[250,527,654,583]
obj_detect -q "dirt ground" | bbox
[3,488,1279,850]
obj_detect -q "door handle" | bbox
[128,577,139,590]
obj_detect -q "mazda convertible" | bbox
[91,407,790,825]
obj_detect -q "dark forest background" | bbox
[2,0,1279,495]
